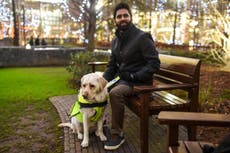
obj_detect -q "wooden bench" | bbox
[158,111,230,153]
[88,54,201,153]
[88,61,108,72]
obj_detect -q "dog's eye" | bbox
[89,84,95,89]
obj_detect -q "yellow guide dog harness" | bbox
[69,95,108,123]
[70,76,120,123]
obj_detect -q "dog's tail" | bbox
[58,123,73,130]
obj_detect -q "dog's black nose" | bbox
[82,95,88,99]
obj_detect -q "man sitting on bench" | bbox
[103,2,160,151]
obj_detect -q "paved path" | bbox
[49,95,187,153]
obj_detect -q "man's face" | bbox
[114,9,131,30]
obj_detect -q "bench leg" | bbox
[140,114,148,153]
[167,125,179,147]
[187,126,196,141]
[91,65,96,72]
[140,93,149,153]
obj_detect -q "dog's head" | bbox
[79,72,108,102]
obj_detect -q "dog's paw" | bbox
[81,140,89,147]
[77,133,83,140]
[99,134,107,141]
[95,131,107,141]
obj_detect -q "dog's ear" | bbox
[101,77,108,88]
[80,75,86,86]
[97,77,108,92]
[95,77,108,102]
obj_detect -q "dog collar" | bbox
[69,95,107,123]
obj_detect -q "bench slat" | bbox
[169,141,189,153]
[199,142,215,148]
[158,111,230,126]
[152,93,178,105]
[169,141,213,153]
[133,83,196,93]
[184,141,203,153]
[151,99,171,107]
[159,54,201,76]
[154,91,187,104]
[156,70,195,84]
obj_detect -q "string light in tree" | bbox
[0,0,11,21]
[61,0,87,23]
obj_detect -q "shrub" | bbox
[199,80,212,112]
[66,51,110,88]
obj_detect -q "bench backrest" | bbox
[156,54,201,85]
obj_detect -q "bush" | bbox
[66,51,110,88]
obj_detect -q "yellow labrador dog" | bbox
[59,72,108,147]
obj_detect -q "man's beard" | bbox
[116,21,131,31]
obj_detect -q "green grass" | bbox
[0,67,75,101]
[221,89,230,99]
[0,67,75,152]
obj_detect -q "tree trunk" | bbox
[172,11,177,45]
[87,0,97,52]
[172,1,180,45]
[184,0,191,45]
[12,0,19,46]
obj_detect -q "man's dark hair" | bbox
[113,2,132,19]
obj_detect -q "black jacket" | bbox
[103,24,160,86]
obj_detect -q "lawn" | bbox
[0,67,76,153]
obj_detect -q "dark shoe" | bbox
[104,135,125,150]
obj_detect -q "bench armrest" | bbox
[158,111,230,127]
[88,61,108,65]
[88,62,108,72]
[133,83,196,93]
